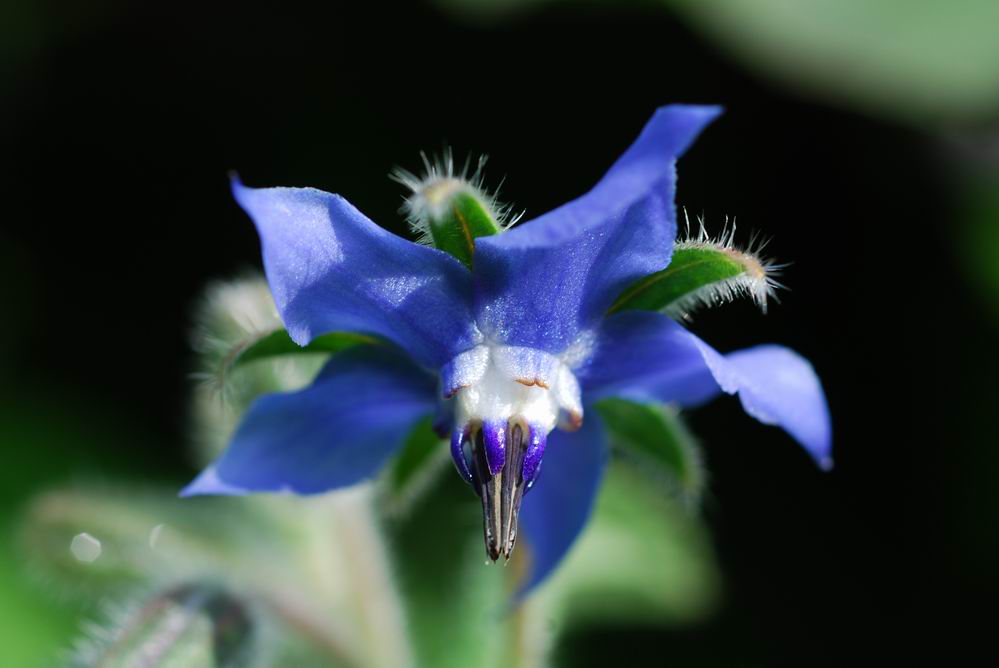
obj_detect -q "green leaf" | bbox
[537,462,720,627]
[596,398,704,500]
[609,243,772,317]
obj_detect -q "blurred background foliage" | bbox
[438,0,999,124]
[1,0,997,665]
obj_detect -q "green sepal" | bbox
[609,245,752,316]
[231,330,374,370]
[596,398,704,500]
[427,188,503,268]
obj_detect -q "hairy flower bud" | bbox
[71,583,254,668]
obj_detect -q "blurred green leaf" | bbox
[959,168,999,321]
[382,469,513,668]
[383,418,449,512]
[0,548,78,667]
[539,462,720,627]
[438,0,999,124]
[18,485,290,600]
[667,0,999,123]
[596,398,704,500]
[0,394,155,666]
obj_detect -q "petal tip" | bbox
[228,171,249,200]
[650,103,724,154]
[656,103,724,119]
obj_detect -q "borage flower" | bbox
[183,105,831,590]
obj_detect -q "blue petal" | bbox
[233,177,478,368]
[518,414,609,592]
[473,105,721,352]
[182,348,437,496]
[578,311,832,468]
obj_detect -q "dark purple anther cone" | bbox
[466,421,532,561]
[482,421,507,476]
[521,425,547,486]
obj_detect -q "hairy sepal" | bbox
[609,221,783,319]
[228,329,372,371]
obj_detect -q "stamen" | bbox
[482,421,506,476]
[522,425,547,486]
[501,423,527,560]
[470,419,530,562]
[441,343,584,560]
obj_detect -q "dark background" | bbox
[1,1,988,665]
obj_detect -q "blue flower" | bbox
[183,105,831,590]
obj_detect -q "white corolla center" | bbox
[445,344,583,433]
